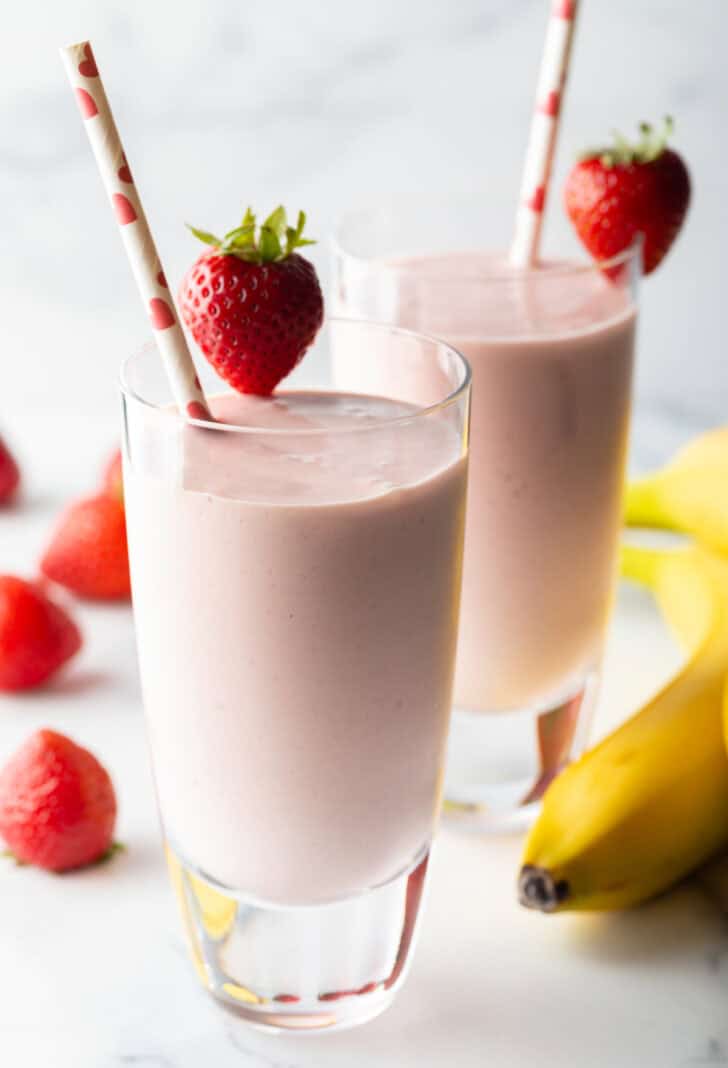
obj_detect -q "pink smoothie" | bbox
[124,391,467,905]
[335,253,636,712]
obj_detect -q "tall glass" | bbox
[121,319,470,1032]
[333,195,640,830]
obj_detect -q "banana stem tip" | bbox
[518,865,570,912]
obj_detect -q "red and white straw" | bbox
[509,0,579,268]
[59,41,212,422]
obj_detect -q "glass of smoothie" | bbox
[333,194,640,829]
[121,318,470,1032]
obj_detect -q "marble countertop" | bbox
[1,482,727,1067]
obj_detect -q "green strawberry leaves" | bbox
[187,226,222,248]
[285,210,315,256]
[94,840,126,867]
[1,841,125,871]
[1,848,27,867]
[579,116,676,168]
[186,206,316,264]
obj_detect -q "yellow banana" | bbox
[624,539,728,767]
[625,427,728,552]
[519,543,728,912]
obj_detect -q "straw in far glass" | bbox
[509,1,580,269]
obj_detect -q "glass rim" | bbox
[119,316,472,437]
[332,198,643,281]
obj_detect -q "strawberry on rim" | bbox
[179,206,324,396]
[564,117,691,276]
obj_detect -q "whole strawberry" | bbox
[0,436,20,504]
[0,729,117,872]
[40,494,130,601]
[0,576,81,691]
[179,206,324,395]
[564,117,690,275]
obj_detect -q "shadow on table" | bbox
[555,856,728,968]
[43,668,112,698]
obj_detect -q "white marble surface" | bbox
[2,0,728,1064]
[2,488,728,1066]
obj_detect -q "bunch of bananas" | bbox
[520,429,728,911]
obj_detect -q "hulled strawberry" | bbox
[564,117,690,275]
[0,729,117,872]
[40,494,130,601]
[0,576,82,691]
[179,206,324,396]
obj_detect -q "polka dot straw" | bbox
[60,41,213,422]
[509,0,579,268]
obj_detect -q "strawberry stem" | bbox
[94,840,125,866]
[580,116,676,168]
[1,849,27,867]
[186,206,316,264]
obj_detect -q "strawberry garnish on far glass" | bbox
[0,729,117,872]
[564,117,691,275]
[179,206,324,396]
[0,436,20,504]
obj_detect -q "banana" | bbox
[626,540,728,770]
[625,427,728,553]
[519,543,728,912]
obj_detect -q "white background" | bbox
[1,0,726,488]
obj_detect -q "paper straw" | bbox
[60,41,213,422]
[509,1,579,268]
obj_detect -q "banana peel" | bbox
[519,543,728,912]
[625,427,728,553]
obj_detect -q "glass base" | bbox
[443,669,600,832]
[166,843,430,1033]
